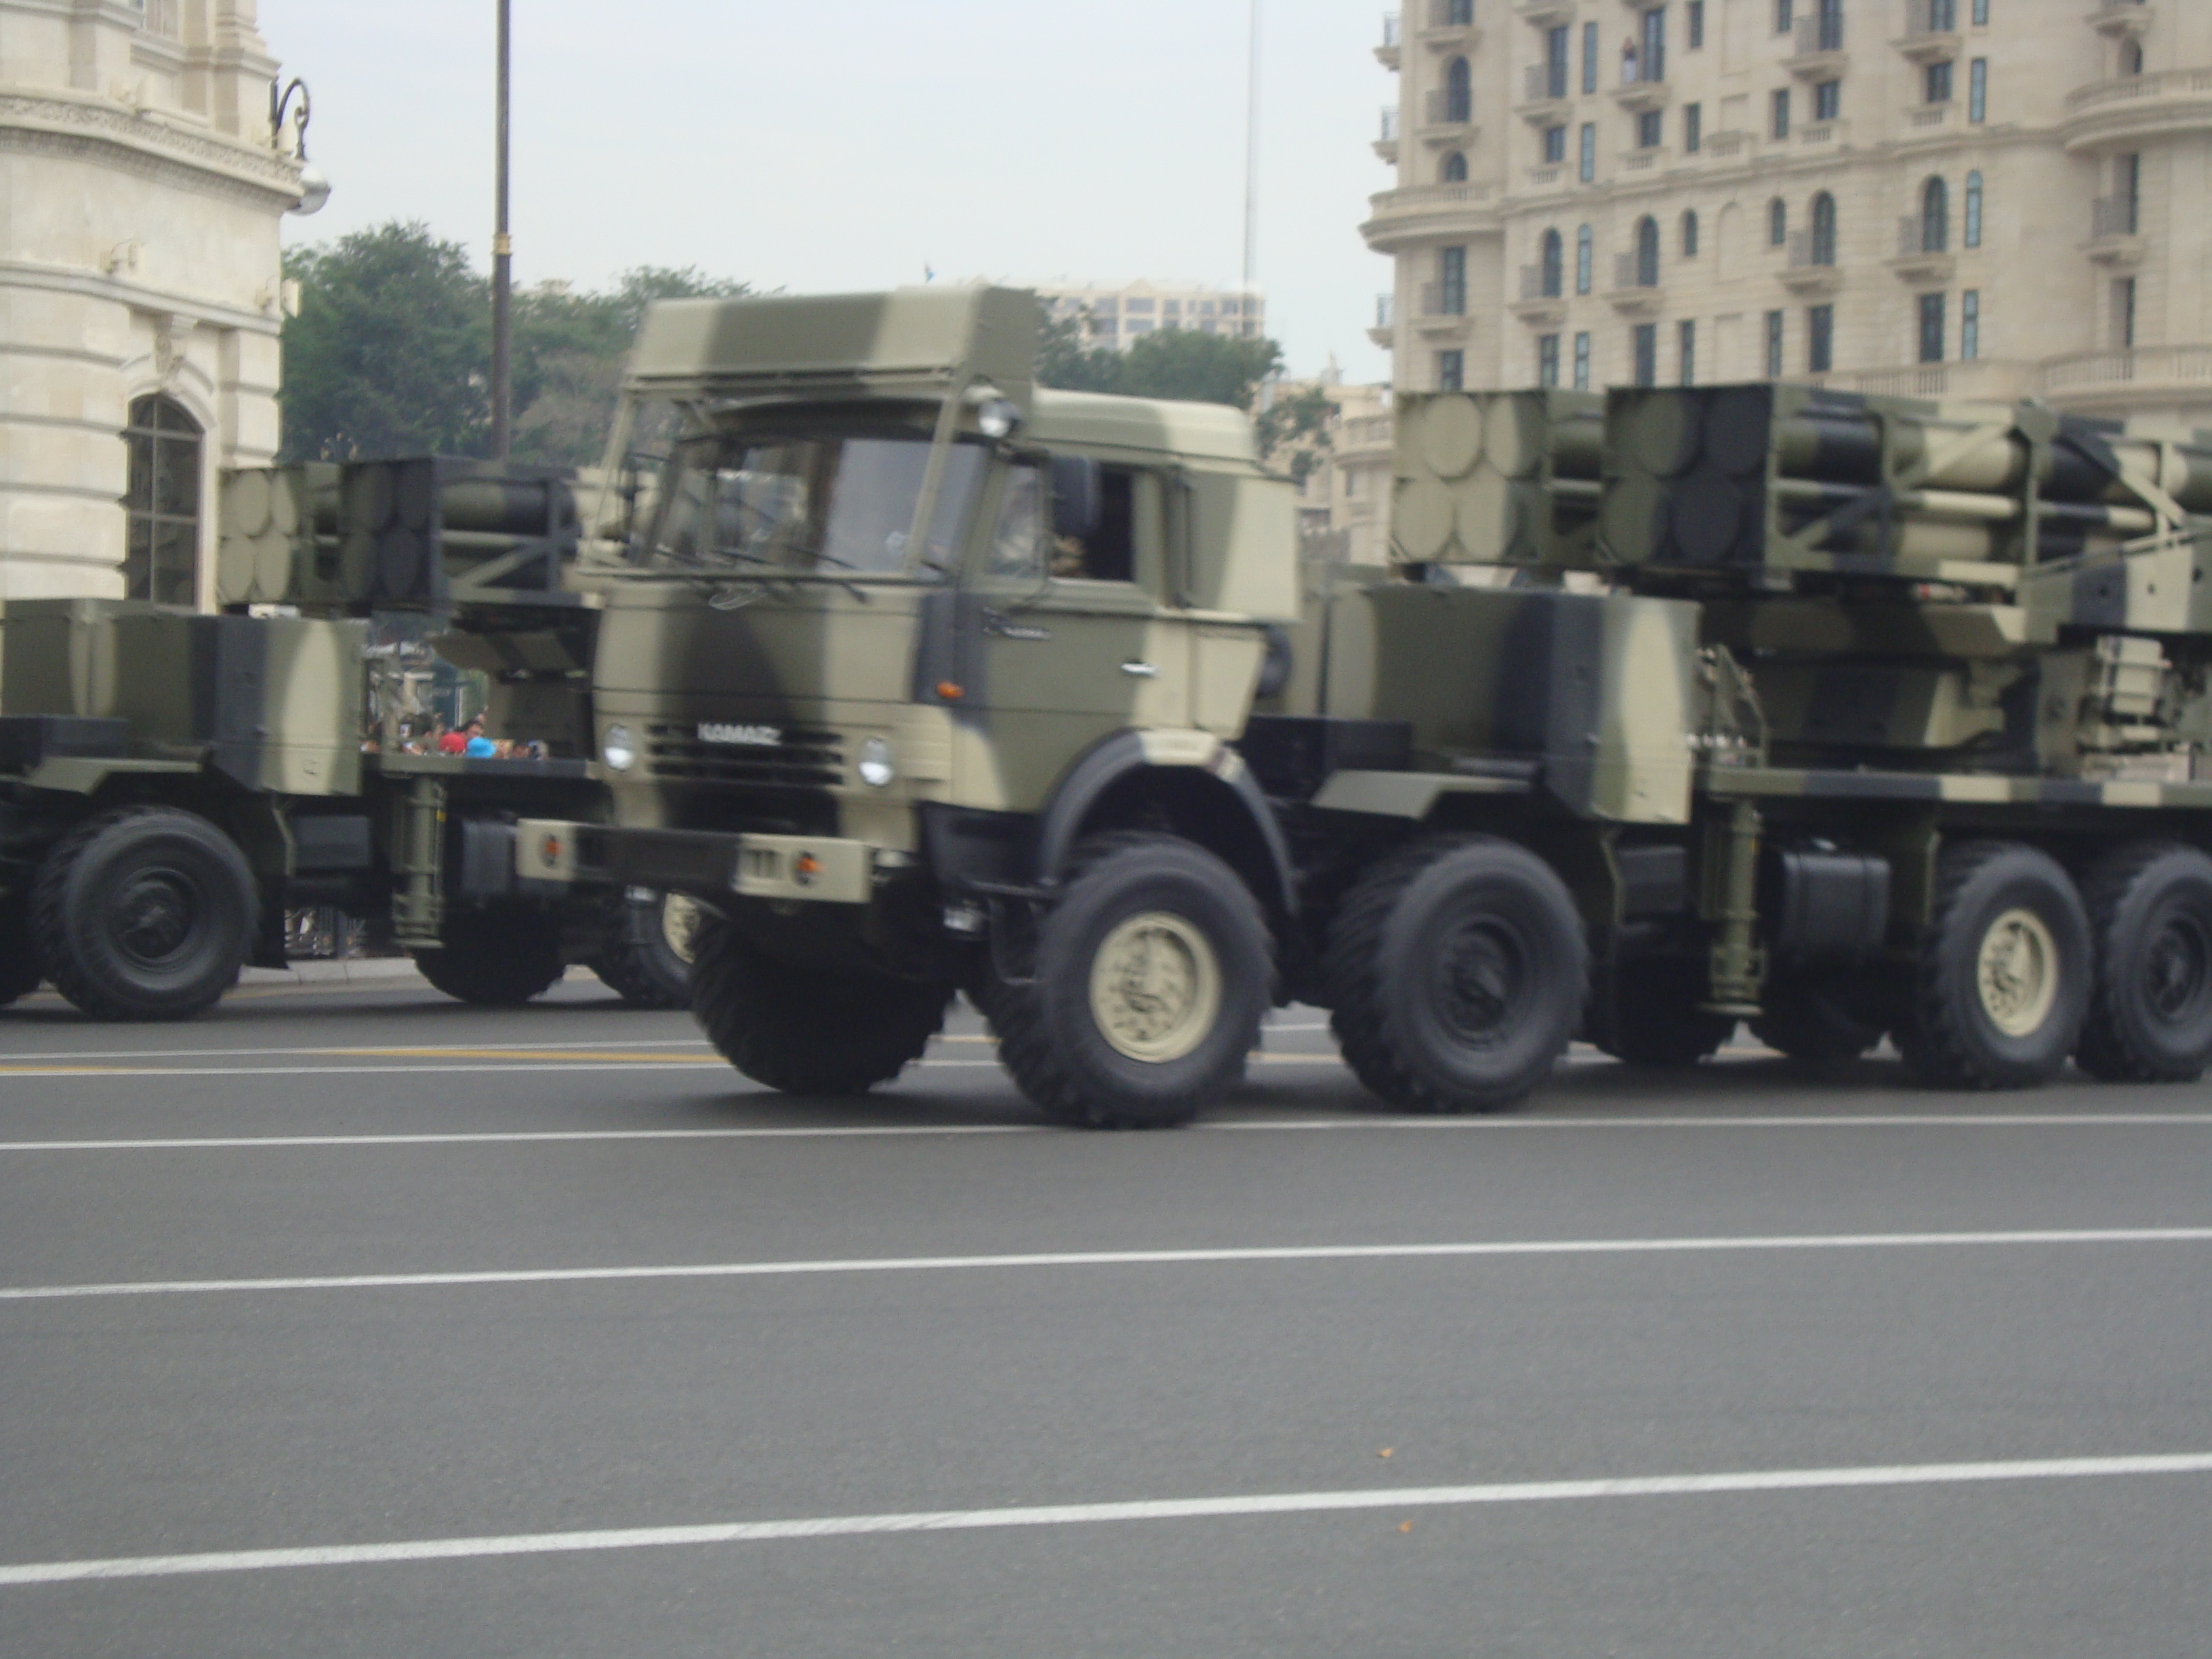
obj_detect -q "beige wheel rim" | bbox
[1977,907,2060,1038]
[660,893,703,966]
[1088,911,1222,1065]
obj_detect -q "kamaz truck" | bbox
[515,285,2212,1126]
[0,460,695,1019]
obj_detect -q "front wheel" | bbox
[592,887,702,1009]
[1324,836,1586,1113]
[985,833,1272,1129]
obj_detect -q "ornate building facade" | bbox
[1364,0,2211,425]
[1,0,310,605]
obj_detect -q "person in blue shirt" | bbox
[462,716,497,759]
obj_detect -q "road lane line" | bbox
[5,1228,2209,1303]
[3,1452,2208,1588]
[0,1054,1318,1078]
[3,1113,2210,1154]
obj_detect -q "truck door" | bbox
[960,458,1193,809]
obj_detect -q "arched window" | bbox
[1921,176,1949,252]
[1635,216,1661,287]
[1681,209,1700,258]
[1444,56,1472,124]
[1964,171,1983,248]
[1441,150,1468,184]
[1769,197,1788,247]
[1810,192,1838,266]
[1575,224,1594,294]
[1540,228,1564,298]
[123,394,201,605]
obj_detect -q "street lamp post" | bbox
[490,0,513,459]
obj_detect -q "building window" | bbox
[1543,125,1568,163]
[123,394,201,606]
[1809,304,1835,373]
[1771,89,1791,138]
[1682,209,1700,258]
[1814,80,1841,122]
[1637,109,1664,149]
[1576,224,1594,293]
[1444,56,1473,123]
[1679,320,1697,386]
[1442,150,1469,182]
[1579,122,1597,182]
[1964,171,1982,247]
[2114,277,2136,349]
[1969,59,1987,122]
[1546,25,1572,98]
[1921,176,1950,252]
[1929,0,1957,26]
[1684,102,1702,152]
[1776,0,1794,31]
[1918,291,1946,363]
[1640,5,1667,82]
[2116,152,2142,233]
[1688,0,1705,49]
[1437,245,1468,314]
[1574,331,1592,390]
[1972,0,1989,22]
[1541,228,1565,298]
[2123,40,2144,77]
[1816,0,1845,49]
[1446,0,1472,22]
[1539,333,1562,388]
[1582,20,1600,94]
[1633,323,1659,388]
[1810,191,1839,264]
[1962,290,1980,360]
[1769,197,1788,246]
[1925,60,1952,104]
[1765,310,1786,376]
[1437,350,1465,391]
[1636,216,1662,286]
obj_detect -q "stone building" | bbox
[1364,0,2212,426]
[1273,371,1397,564]
[1033,279,1267,352]
[1,0,312,605]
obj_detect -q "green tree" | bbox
[1115,328,1283,410]
[1254,383,1338,486]
[1035,310,1124,394]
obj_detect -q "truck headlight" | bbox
[857,735,896,788]
[602,724,637,773]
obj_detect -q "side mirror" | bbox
[1050,455,1102,543]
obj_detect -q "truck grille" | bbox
[644,724,843,790]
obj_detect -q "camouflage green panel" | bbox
[216,464,342,608]
[1328,583,1698,823]
[1391,390,1602,568]
[2018,517,2212,642]
[2,598,170,716]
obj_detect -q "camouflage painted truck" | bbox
[514,285,2212,1126]
[0,460,695,1019]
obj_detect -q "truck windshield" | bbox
[644,434,981,579]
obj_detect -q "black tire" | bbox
[984,833,1272,1129]
[0,884,44,1007]
[1894,841,2090,1090]
[1752,975,1884,1063]
[1322,835,1586,1112]
[1593,962,1736,1067]
[31,806,258,1021]
[691,913,951,1094]
[412,907,566,1006]
[2074,842,2212,1084]
[591,887,701,1010]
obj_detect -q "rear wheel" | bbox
[1752,975,1884,1063]
[1324,836,1586,1113]
[985,833,1271,1129]
[413,907,566,1006]
[1,884,44,1006]
[2075,843,2212,1084]
[1593,964,1736,1067]
[33,806,258,1021]
[691,913,951,1094]
[592,887,701,1009]
[1895,842,2089,1090]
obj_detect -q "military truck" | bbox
[0,459,696,1019]
[514,286,2212,1126]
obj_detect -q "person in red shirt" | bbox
[438,718,474,756]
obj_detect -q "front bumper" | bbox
[516,819,876,906]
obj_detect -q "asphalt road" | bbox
[3,970,2209,1658]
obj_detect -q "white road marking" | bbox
[0,1038,718,1063]
[1,1113,2207,1155]
[0,1057,1044,1079]
[4,1228,2208,1303]
[3,1452,2208,1588]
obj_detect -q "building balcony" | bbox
[1422,89,1477,143]
[1369,293,1395,350]
[1702,129,1758,161]
[1518,64,1572,124]
[1618,146,1670,176]
[1361,181,1501,252]
[2085,194,2147,264]
[2043,344,2212,412]
[1889,216,1955,283]
[1893,0,1962,62]
[1780,233,1844,295]
[1416,284,1471,335]
[1416,0,1479,48]
[1514,0,1575,23]
[1376,11,1401,70]
[1374,105,1399,163]
[1902,100,1959,137]
[1610,73,1670,115]
[2087,1,2153,43]
[2063,68,2212,153]
[1785,16,1849,78]
[1511,266,1568,326]
[1795,119,1848,148]
[1523,163,1568,190]
[1607,255,1663,316]
[1815,359,2042,402]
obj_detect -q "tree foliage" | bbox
[280,222,748,468]
[1254,384,1338,487]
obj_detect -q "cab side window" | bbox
[1050,466,1136,583]
[985,464,1044,579]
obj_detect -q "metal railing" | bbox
[1898,213,1949,256]
[1520,264,1565,301]
[1427,88,1474,125]
[1786,230,1839,268]
[1794,14,1845,54]
[1380,107,1400,141]
[1381,11,1402,48]
[1901,0,1959,36]
[1374,294,1395,329]
[2091,194,2142,237]
[1420,282,1469,317]
[1614,252,1660,291]
[1525,62,1570,102]
[1429,0,1475,26]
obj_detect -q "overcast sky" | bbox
[260,1,1397,383]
